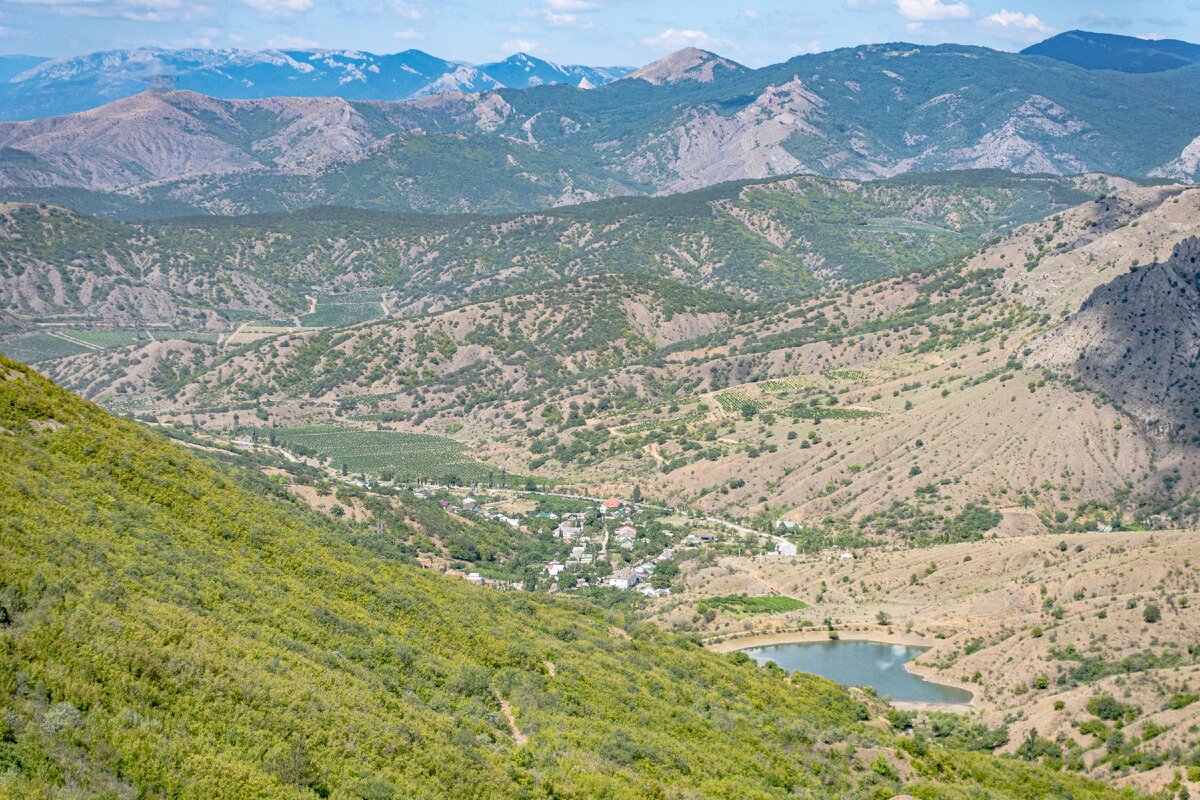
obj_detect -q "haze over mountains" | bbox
[2,34,1200,218]
[0,48,634,121]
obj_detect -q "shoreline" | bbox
[705,629,979,709]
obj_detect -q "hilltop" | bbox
[1023,30,1200,73]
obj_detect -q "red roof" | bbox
[601,498,621,508]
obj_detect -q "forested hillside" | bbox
[0,355,1140,798]
[0,171,1100,328]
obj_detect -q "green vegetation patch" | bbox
[0,332,91,362]
[299,291,386,328]
[273,425,508,484]
[697,594,808,615]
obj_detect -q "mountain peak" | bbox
[629,47,746,84]
[1022,29,1200,73]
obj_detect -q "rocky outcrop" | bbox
[1036,236,1200,440]
[1150,134,1200,182]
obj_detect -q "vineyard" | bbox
[299,290,386,328]
[0,333,91,362]
[618,408,710,434]
[758,376,812,394]
[822,369,868,381]
[715,390,765,415]
[696,595,808,615]
[272,425,515,484]
[791,405,884,421]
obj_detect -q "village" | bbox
[389,483,854,602]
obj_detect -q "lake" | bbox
[740,639,974,704]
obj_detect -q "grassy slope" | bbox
[0,355,1138,799]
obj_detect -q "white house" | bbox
[774,540,798,557]
[544,561,566,577]
[607,568,639,589]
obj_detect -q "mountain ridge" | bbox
[1022,30,1200,73]
[1,41,1197,216]
[0,46,635,122]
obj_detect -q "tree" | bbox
[1143,602,1161,623]
[631,485,642,504]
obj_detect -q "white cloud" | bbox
[393,28,421,39]
[742,8,759,20]
[388,0,421,20]
[981,9,1052,33]
[543,10,589,26]
[503,38,540,52]
[241,0,313,17]
[894,0,970,21]
[642,28,714,49]
[3,0,205,22]
[523,0,595,28]
[267,33,319,48]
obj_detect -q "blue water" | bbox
[741,640,973,704]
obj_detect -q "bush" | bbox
[1086,694,1126,721]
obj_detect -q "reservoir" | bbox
[741,639,974,704]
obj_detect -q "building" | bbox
[544,561,566,577]
[775,541,798,557]
[555,522,584,540]
[607,568,639,589]
[599,498,622,513]
[614,525,637,549]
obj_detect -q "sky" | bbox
[0,0,1197,65]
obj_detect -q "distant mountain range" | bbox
[0,48,634,121]
[1023,30,1200,73]
[1,35,1199,217]
[2,29,1198,124]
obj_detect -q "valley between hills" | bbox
[4,29,1200,800]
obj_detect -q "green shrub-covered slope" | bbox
[0,356,1138,799]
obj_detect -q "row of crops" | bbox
[0,333,92,362]
[618,408,709,434]
[758,376,812,394]
[298,291,386,328]
[0,328,222,363]
[714,390,765,415]
[272,425,516,484]
[822,369,868,381]
[790,405,883,421]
